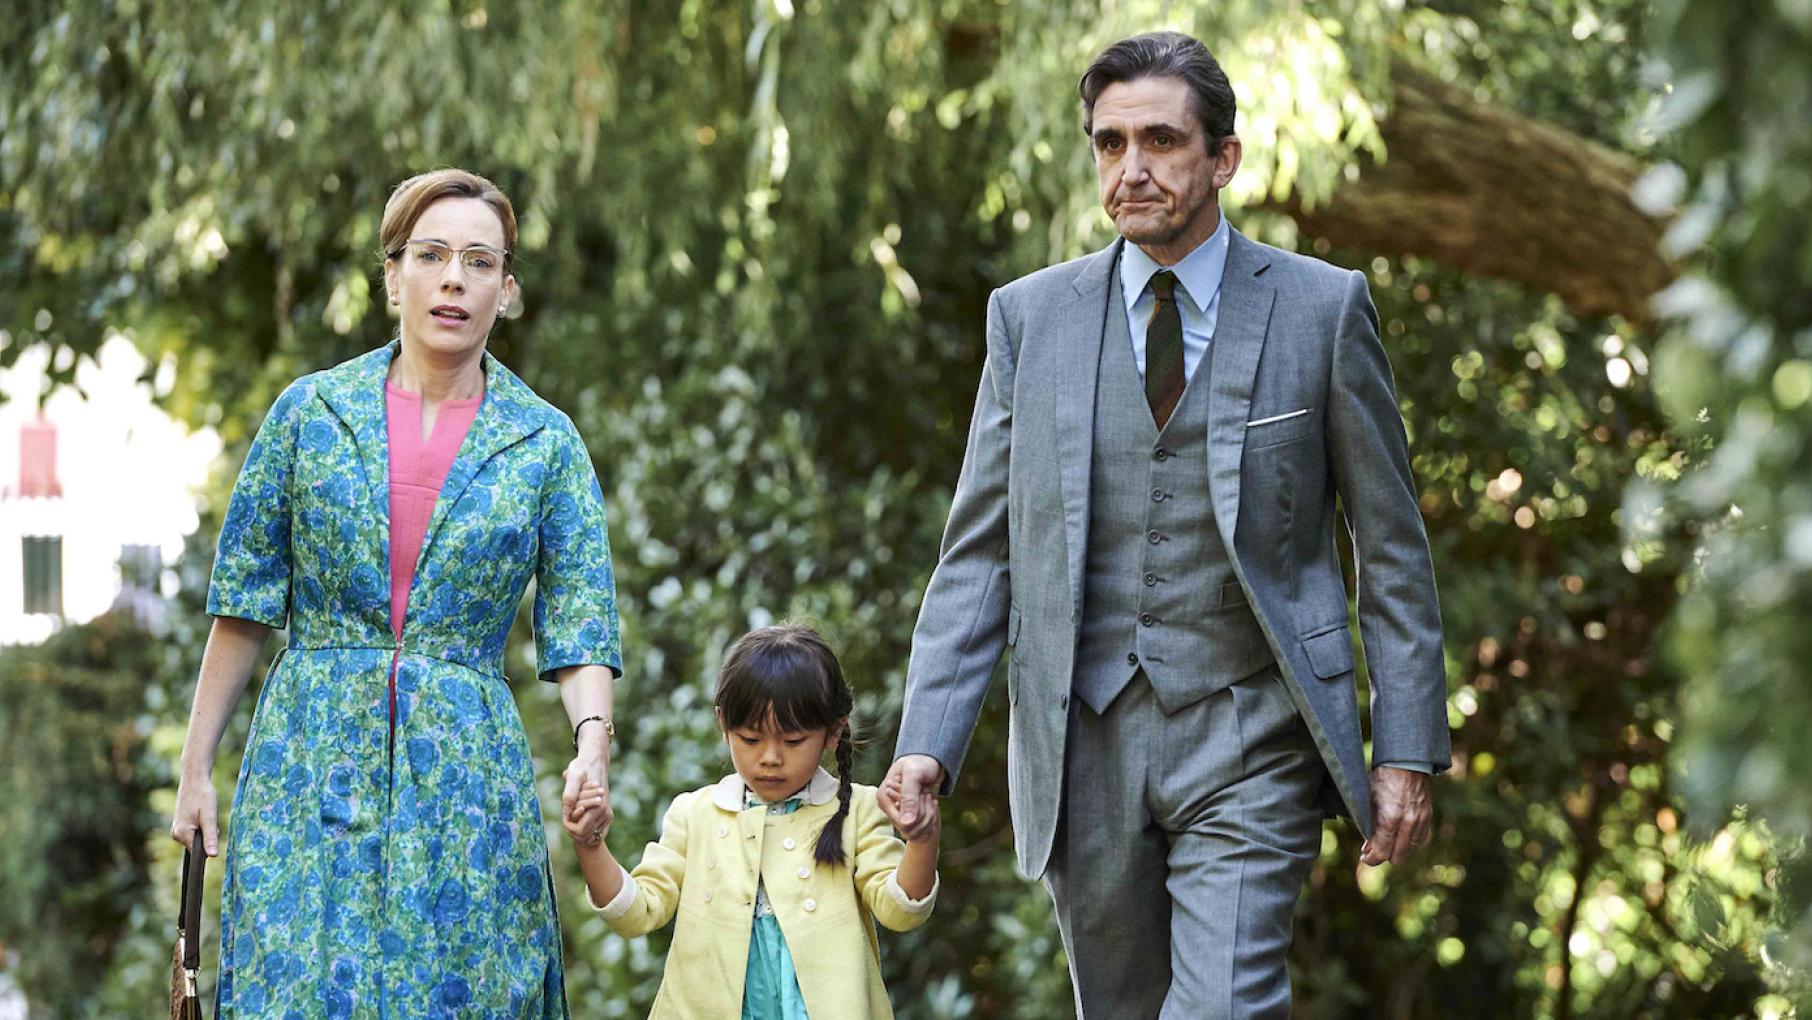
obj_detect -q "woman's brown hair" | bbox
[379,168,517,267]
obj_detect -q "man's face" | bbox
[1090,76,1240,262]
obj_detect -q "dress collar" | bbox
[710,767,840,811]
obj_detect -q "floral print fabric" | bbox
[206,342,621,1018]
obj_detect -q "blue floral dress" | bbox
[206,342,621,1018]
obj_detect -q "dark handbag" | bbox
[169,847,207,1020]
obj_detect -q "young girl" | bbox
[567,624,939,1019]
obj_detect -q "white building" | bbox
[0,334,221,645]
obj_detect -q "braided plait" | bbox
[815,728,856,866]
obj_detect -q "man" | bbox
[879,31,1450,1019]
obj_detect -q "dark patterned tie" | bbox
[1145,271,1186,429]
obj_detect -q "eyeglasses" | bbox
[391,239,510,279]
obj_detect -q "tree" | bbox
[0,613,167,1008]
[0,1,1786,1015]
[1645,0,1812,1001]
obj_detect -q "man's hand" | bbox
[878,754,945,843]
[1360,765,1433,867]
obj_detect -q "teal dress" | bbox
[206,343,621,1018]
[743,792,810,1020]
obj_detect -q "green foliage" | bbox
[0,612,168,1009]
[1644,0,1812,998]
[0,0,1792,1016]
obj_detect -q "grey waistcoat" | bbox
[1072,270,1276,714]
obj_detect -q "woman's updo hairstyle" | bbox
[379,167,518,267]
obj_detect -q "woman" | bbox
[171,168,619,1016]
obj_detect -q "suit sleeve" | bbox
[894,288,1017,793]
[593,792,691,937]
[1326,270,1451,771]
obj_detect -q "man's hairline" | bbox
[1083,72,1222,149]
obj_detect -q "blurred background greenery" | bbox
[2,0,1808,1016]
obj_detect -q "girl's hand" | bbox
[562,759,611,847]
[881,770,941,846]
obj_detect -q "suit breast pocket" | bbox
[1244,407,1314,451]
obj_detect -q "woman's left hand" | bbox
[561,749,611,846]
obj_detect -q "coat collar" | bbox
[312,340,554,570]
[710,767,841,812]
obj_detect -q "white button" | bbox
[704,890,714,903]
[782,837,796,850]
[803,898,817,912]
[707,858,716,870]
[717,826,728,838]
[797,866,810,879]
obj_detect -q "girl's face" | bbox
[721,710,841,802]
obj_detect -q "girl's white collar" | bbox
[711,766,840,811]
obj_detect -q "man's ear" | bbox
[1214,134,1243,190]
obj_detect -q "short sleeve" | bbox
[533,420,623,681]
[205,380,312,629]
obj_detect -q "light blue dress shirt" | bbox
[1115,217,1433,778]
[1118,213,1231,385]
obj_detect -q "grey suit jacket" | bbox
[895,230,1450,879]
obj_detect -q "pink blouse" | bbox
[385,382,483,640]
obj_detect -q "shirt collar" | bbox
[1118,212,1232,313]
[711,767,840,811]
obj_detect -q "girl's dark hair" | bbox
[716,624,857,866]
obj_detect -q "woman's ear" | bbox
[382,256,400,305]
[498,273,519,319]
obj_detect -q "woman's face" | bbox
[384,196,516,362]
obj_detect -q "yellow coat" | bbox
[593,769,938,1019]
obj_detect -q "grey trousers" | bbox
[1044,668,1326,1020]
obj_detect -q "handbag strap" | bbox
[179,847,206,970]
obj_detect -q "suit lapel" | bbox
[1205,230,1277,546]
[1054,239,1121,618]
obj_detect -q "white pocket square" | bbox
[1245,408,1310,427]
